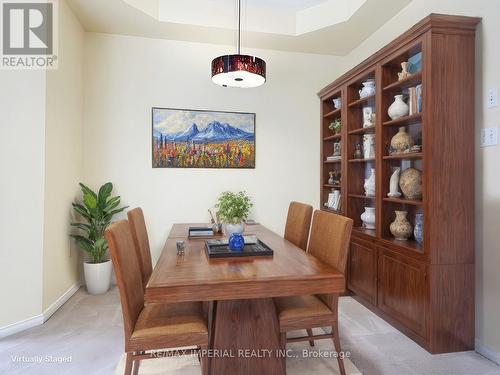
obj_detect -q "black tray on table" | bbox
[204,237,273,258]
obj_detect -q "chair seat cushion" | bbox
[274,295,335,330]
[132,302,208,340]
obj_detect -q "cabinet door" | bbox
[348,240,377,305]
[378,249,427,337]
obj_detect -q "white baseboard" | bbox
[476,339,500,366]
[0,283,80,339]
[0,314,44,339]
[42,282,81,322]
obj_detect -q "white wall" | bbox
[43,0,85,310]
[83,33,341,263]
[336,0,500,362]
[0,70,45,327]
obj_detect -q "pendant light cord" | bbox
[237,0,241,54]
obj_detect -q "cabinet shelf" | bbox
[349,194,375,200]
[383,152,422,160]
[323,134,341,141]
[383,197,423,206]
[348,158,375,163]
[323,108,341,118]
[348,94,376,108]
[383,71,422,91]
[352,227,376,238]
[324,159,342,164]
[348,125,376,135]
[383,113,422,127]
[324,184,341,189]
[380,237,423,253]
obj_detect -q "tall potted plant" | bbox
[216,191,252,236]
[71,182,128,295]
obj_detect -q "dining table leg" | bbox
[210,298,286,374]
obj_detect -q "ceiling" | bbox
[67,0,412,55]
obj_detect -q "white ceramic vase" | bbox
[360,207,376,229]
[332,98,342,109]
[364,168,376,197]
[84,260,112,295]
[359,79,376,98]
[225,222,245,237]
[363,134,375,159]
[388,167,402,197]
[388,95,409,120]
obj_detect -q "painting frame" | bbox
[151,107,256,169]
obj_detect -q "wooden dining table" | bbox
[144,223,345,374]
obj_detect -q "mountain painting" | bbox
[152,108,255,168]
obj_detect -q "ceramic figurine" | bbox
[390,126,414,154]
[332,97,342,109]
[388,94,409,120]
[390,210,413,241]
[398,62,411,81]
[399,167,422,199]
[330,170,341,184]
[333,142,341,156]
[414,213,424,244]
[387,167,402,197]
[328,171,335,185]
[364,168,376,197]
[362,106,375,127]
[359,79,376,98]
[363,134,375,159]
[360,207,376,229]
[354,143,363,159]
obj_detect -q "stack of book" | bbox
[408,84,422,115]
[188,227,214,238]
[326,190,341,211]
[326,155,342,161]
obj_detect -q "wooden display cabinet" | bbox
[318,14,479,353]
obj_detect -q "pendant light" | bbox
[211,0,266,88]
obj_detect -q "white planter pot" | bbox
[84,260,112,295]
[225,222,245,237]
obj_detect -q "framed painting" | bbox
[152,107,255,169]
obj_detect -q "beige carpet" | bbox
[114,329,361,374]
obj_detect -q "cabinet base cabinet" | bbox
[377,248,427,339]
[347,240,475,353]
[348,239,377,306]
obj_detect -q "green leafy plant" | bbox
[70,182,128,263]
[329,118,342,133]
[216,191,253,224]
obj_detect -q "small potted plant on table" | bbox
[216,191,252,237]
[71,182,128,295]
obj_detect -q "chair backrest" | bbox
[105,220,144,341]
[127,208,153,288]
[308,210,353,275]
[284,201,313,251]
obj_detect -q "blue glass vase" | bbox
[414,213,423,244]
[228,233,245,251]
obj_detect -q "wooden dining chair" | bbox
[105,220,209,375]
[283,201,313,251]
[274,210,353,375]
[127,207,153,289]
